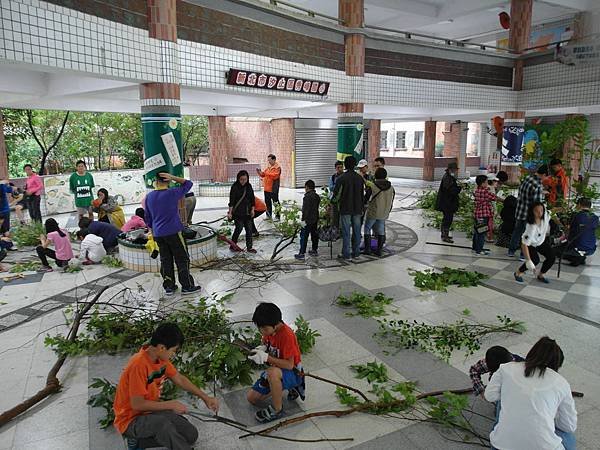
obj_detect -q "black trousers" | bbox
[519,239,556,274]
[264,191,279,218]
[441,210,454,234]
[299,222,319,254]
[36,246,69,267]
[154,232,195,290]
[232,216,253,249]
[124,410,198,450]
[27,195,42,223]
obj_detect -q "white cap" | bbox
[487,173,499,181]
[357,159,368,168]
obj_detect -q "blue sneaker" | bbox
[125,438,142,450]
[514,272,524,283]
[164,286,177,296]
[537,276,550,284]
[294,253,305,260]
[181,285,201,296]
[507,250,515,257]
[255,405,283,423]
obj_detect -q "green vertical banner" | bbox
[141,112,183,188]
[337,119,364,161]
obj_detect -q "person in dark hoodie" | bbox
[333,156,365,261]
[435,162,462,243]
[363,168,395,256]
[295,180,321,260]
[228,170,256,253]
[496,195,517,248]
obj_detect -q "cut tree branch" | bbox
[0,286,108,428]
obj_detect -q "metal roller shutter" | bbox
[294,129,338,188]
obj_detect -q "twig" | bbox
[0,286,109,428]
[303,372,369,402]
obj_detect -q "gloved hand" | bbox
[300,220,307,228]
[248,349,268,365]
[254,345,267,353]
[525,259,536,271]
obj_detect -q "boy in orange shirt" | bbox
[246,302,305,422]
[113,323,219,450]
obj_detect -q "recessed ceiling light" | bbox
[437,19,454,24]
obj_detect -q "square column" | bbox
[367,119,381,163]
[208,116,230,182]
[423,120,436,181]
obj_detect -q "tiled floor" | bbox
[1,181,599,450]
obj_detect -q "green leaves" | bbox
[101,255,123,268]
[9,261,42,273]
[273,201,301,238]
[376,315,526,362]
[336,291,393,318]
[294,315,321,354]
[350,361,389,384]
[87,378,117,429]
[408,267,487,292]
[11,222,45,247]
[335,387,361,407]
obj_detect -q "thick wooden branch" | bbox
[0,286,108,428]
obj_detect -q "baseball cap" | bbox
[487,173,499,181]
[357,159,368,168]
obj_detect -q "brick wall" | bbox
[177,2,345,71]
[226,119,294,188]
[44,0,148,29]
[365,49,512,87]
[442,123,461,158]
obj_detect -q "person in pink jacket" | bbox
[24,164,44,223]
[122,208,147,232]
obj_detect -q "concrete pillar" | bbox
[442,122,460,158]
[509,0,532,90]
[208,116,229,182]
[270,118,295,188]
[141,0,186,222]
[0,111,8,180]
[337,0,365,161]
[457,122,468,178]
[503,0,532,182]
[367,119,380,163]
[423,120,436,181]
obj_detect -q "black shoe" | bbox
[362,234,371,255]
[181,285,201,296]
[164,286,178,296]
[308,249,318,256]
[375,235,385,257]
[0,249,6,263]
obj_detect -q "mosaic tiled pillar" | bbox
[423,120,436,181]
[338,0,365,161]
[0,111,8,180]
[367,119,380,163]
[141,0,186,222]
[208,116,229,182]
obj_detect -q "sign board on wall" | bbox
[556,40,600,66]
[226,69,330,96]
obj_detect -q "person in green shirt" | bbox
[69,160,95,220]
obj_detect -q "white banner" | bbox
[144,153,166,174]
[161,132,182,167]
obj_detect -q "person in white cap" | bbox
[357,159,371,183]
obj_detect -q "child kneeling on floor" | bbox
[37,218,73,272]
[247,302,305,422]
[76,228,106,264]
[113,323,219,450]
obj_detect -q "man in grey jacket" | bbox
[363,168,395,256]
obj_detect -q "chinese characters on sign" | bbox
[226,69,330,96]
[556,41,600,67]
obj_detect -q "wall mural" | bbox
[43,169,147,215]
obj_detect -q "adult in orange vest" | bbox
[256,154,281,220]
[251,197,267,237]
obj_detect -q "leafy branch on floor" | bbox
[335,291,394,317]
[376,315,526,362]
[242,362,488,447]
[11,222,45,247]
[41,290,320,428]
[101,255,123,268]
[294,315,321,354]
[0,286,109,428]
[9,261,42,273]
[409,267,488,292]
[88,378,117,429]
[271,201,301,260]
[64,265,83,273]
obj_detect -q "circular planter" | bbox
[118,225,217,273]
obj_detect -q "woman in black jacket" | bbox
[435,162,462,243]
[228,170,256,253]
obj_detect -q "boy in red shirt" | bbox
[246,302,305,422]
[113,323,218,450]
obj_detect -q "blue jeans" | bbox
[340,214,361,259]
[472,218,487,253]
[491,401,576,450]
[364,218,385,236]
[509,219,527,253]
[298,223,318,254]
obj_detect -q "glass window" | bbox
[414,131,424,149]
[380,130,388,149]
[395,131,406,150]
